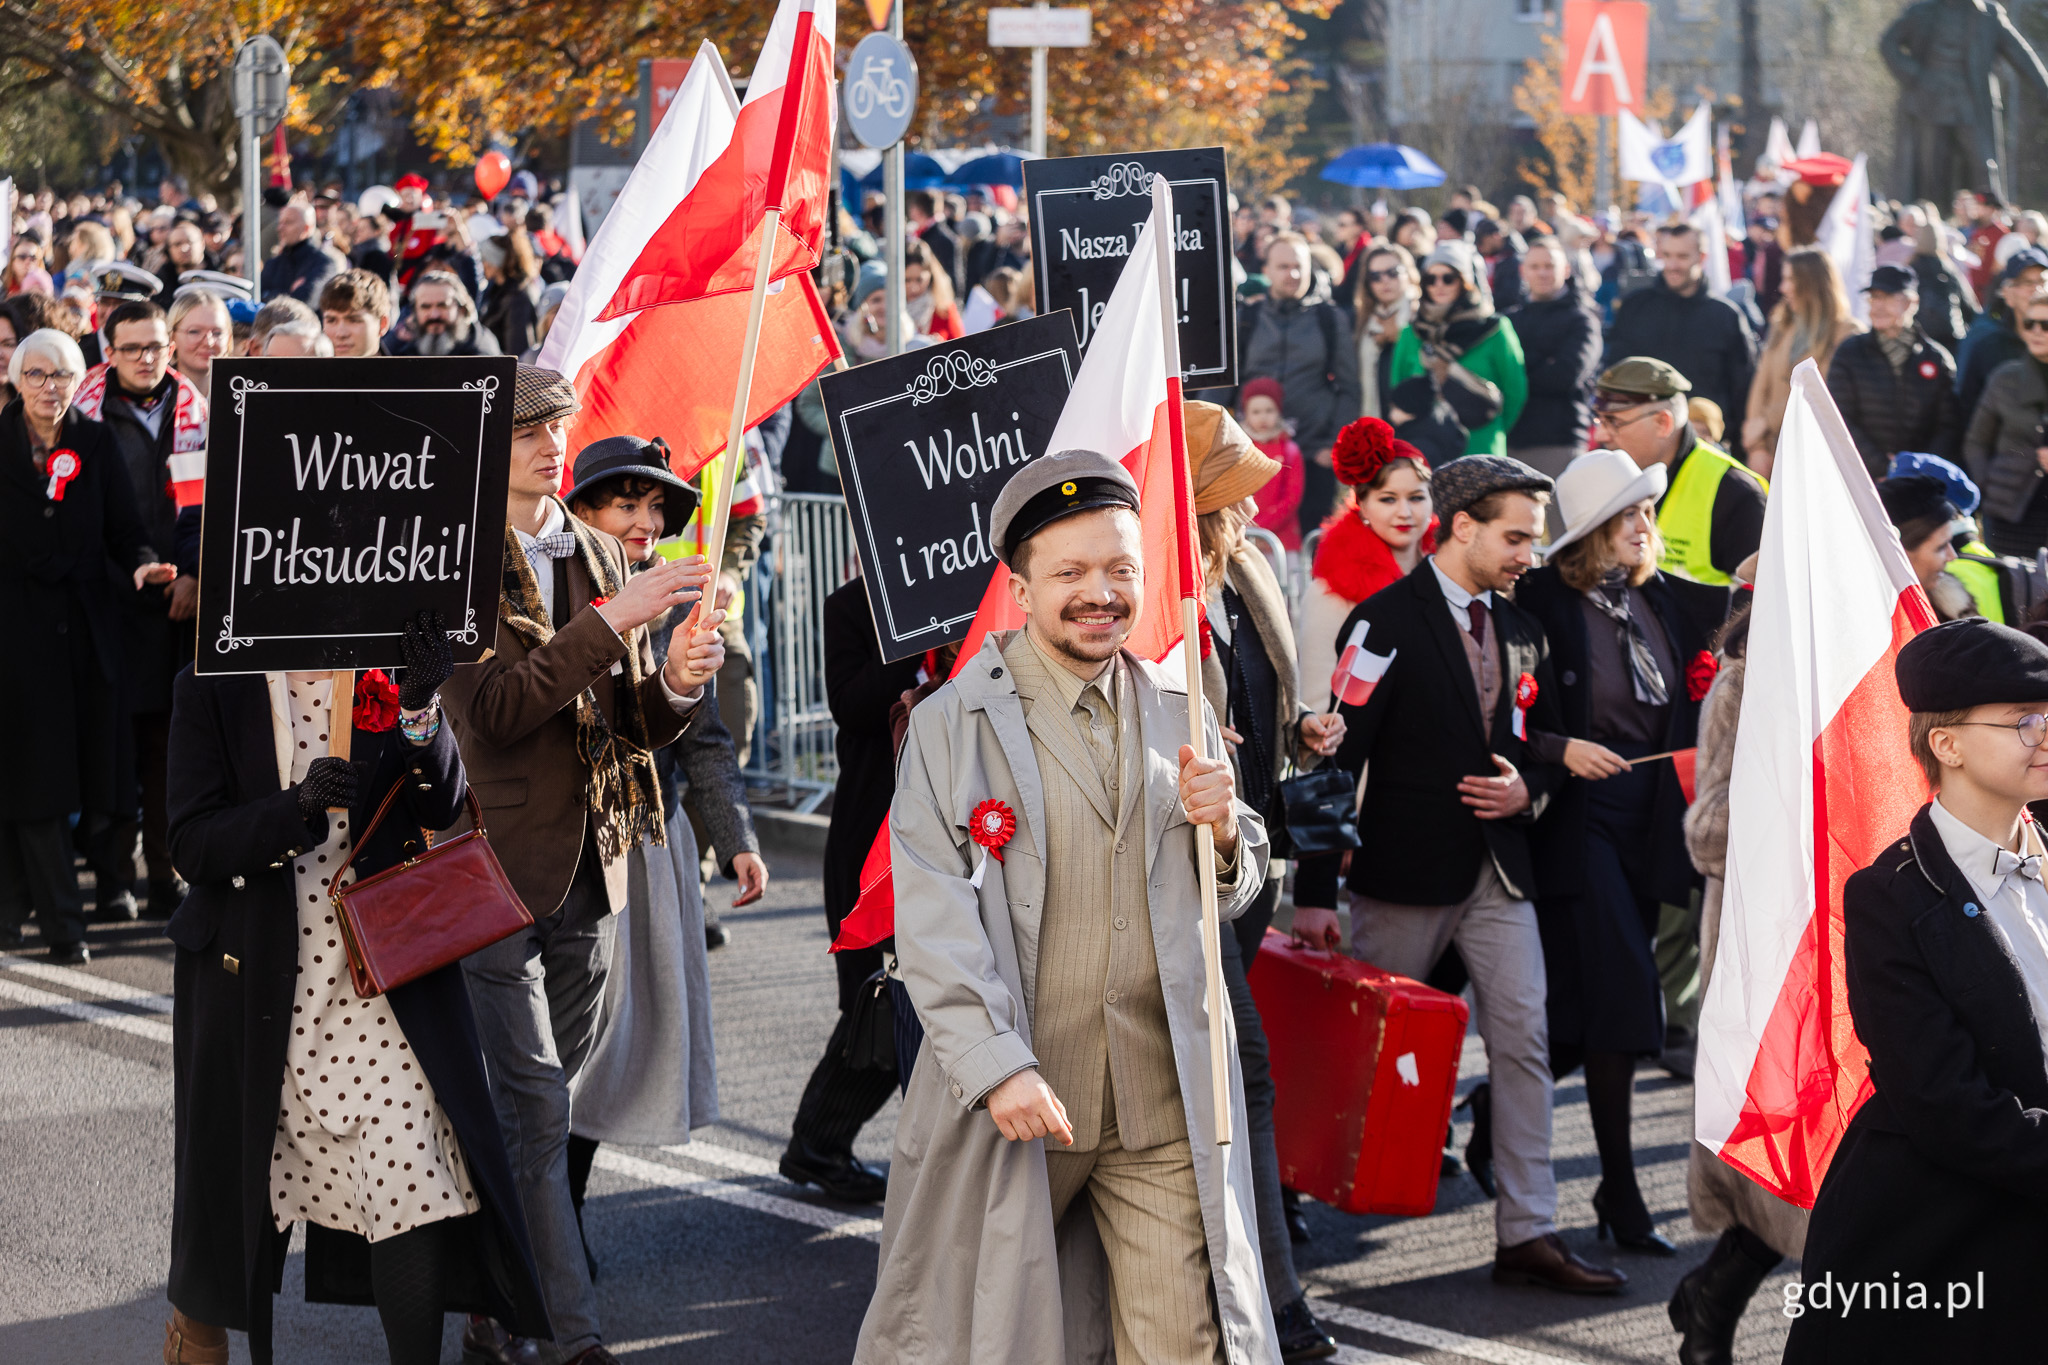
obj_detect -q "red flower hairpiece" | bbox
[1332,416,1430,488]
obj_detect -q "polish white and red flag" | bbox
[833,175,1198,952]
[1330,621,1397,709]
[1696,360,1935,1206]
[538,0,840,475]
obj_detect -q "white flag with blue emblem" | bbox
[1619,101,1713,197]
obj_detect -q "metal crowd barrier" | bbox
[741,501,1318,812]
[744,492,858,811]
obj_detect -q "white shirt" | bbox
[512,500,570,621]
[1928,797,2048,1056]
[1429,557,1494,635]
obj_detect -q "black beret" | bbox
[1896,618,2048,712]
[1876,475,1955,532]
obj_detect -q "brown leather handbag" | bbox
[328,782,533,999]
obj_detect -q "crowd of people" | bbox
[11,158,2048,1365]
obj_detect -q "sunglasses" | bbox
[1423,271,1462,287]
[1366,268,1402,282]
[2023,318,2048,332]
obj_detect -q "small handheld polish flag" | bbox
[1330,621,1398,709]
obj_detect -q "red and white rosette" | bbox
[968,798,1016,889]
[1511,672,1538,740]
[45,448,80,502]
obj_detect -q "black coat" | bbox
[258,238,345,306]
[821,578,922,1006]
[1786,806,2048,1362]
[1912,253,1976,354]
[1516,566,1703,907]
[165,670,549,1363]
[1826,328,1963,480]
[1506,288,1603,451]
[1293,561,1566,909]
[1603,277,1758,435]
[0,401,155,821]
[95,375,192,715]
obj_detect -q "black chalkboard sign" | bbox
[821,314,1081,662]
[195,356,516,674]
[1025,146,1235,389]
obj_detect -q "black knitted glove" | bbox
[296,757,361,819]
[398,609,454,710]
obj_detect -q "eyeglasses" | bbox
[1593,404,1661,431]
[111,342,168,359]
[17,367,79,390]
[1423,271,1462,287]
[2022,318,2048,332]
[1950,714,2048,747]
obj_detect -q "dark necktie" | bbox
[1465,598,1489,650]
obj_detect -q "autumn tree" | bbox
[1512,32,1673,212]
[342,0,1333,193]
[0,1,349,205]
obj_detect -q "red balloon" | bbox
[474,150,512,200]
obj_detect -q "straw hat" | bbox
[1187,401,1280,514]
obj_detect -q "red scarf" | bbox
[1311,507,1439,606]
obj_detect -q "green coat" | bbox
[1389,316,1529,456]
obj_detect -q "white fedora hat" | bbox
[1547,448,1669,554]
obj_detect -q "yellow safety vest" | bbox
[1657,441,1765,587]
[1947,540,2006,622]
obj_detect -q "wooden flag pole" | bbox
[1151,175,1231,1146]
[698,0,818,615]
[327,669,355,813]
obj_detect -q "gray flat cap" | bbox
[989,448,1142,567]
[1430,454,1554,526]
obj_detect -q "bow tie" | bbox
[1996,847,2043,884]
[528,532,578,561]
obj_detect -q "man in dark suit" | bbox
[1788,618,2048,1360]
[1293,455,1625,1295]
[440,366,726,1365]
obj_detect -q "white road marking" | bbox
[1309,1294,1590,1365]
[0,975,174,1044]
[8,954,1591,1365]
[0,953,174,1012]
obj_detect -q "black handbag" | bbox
[1271,762,1362,859]
[842,967,899,1072]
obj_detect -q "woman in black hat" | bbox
[1878,474,1977,622]
[1786,619,2048,1361]
[557,435,767,1269]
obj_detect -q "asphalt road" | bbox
[0,851,1795,1363]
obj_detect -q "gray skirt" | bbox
[568,805,720,1145]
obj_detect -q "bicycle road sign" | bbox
[844,31,917,149]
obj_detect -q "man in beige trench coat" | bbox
[855,450,1278,1365]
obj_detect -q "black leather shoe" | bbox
[1669,1227,1781,1365]
[144,876,188,920]
[1493,1233,1628,1294]
[1440,1151,1464,1178]
[705,919,732,950]
[1460,1082,1495,1198]
[47,941,90,965]
[97,891,138,923]
[779,1138,887,1203]
[1593,1185,1677,1256]
[461,1316,542,1365]
[1281,1186,1310,1244]
[1273,1295,1338,1361]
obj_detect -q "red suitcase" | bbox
[1246,928,1470,1216]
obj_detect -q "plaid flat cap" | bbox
[1430,454,1554,526]
[512,364,579,428]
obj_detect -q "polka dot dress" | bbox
[269,676,479,1241]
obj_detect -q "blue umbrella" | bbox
[944,151,1027,189]
[1319,143,1446,191]
[850,151,950,194]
